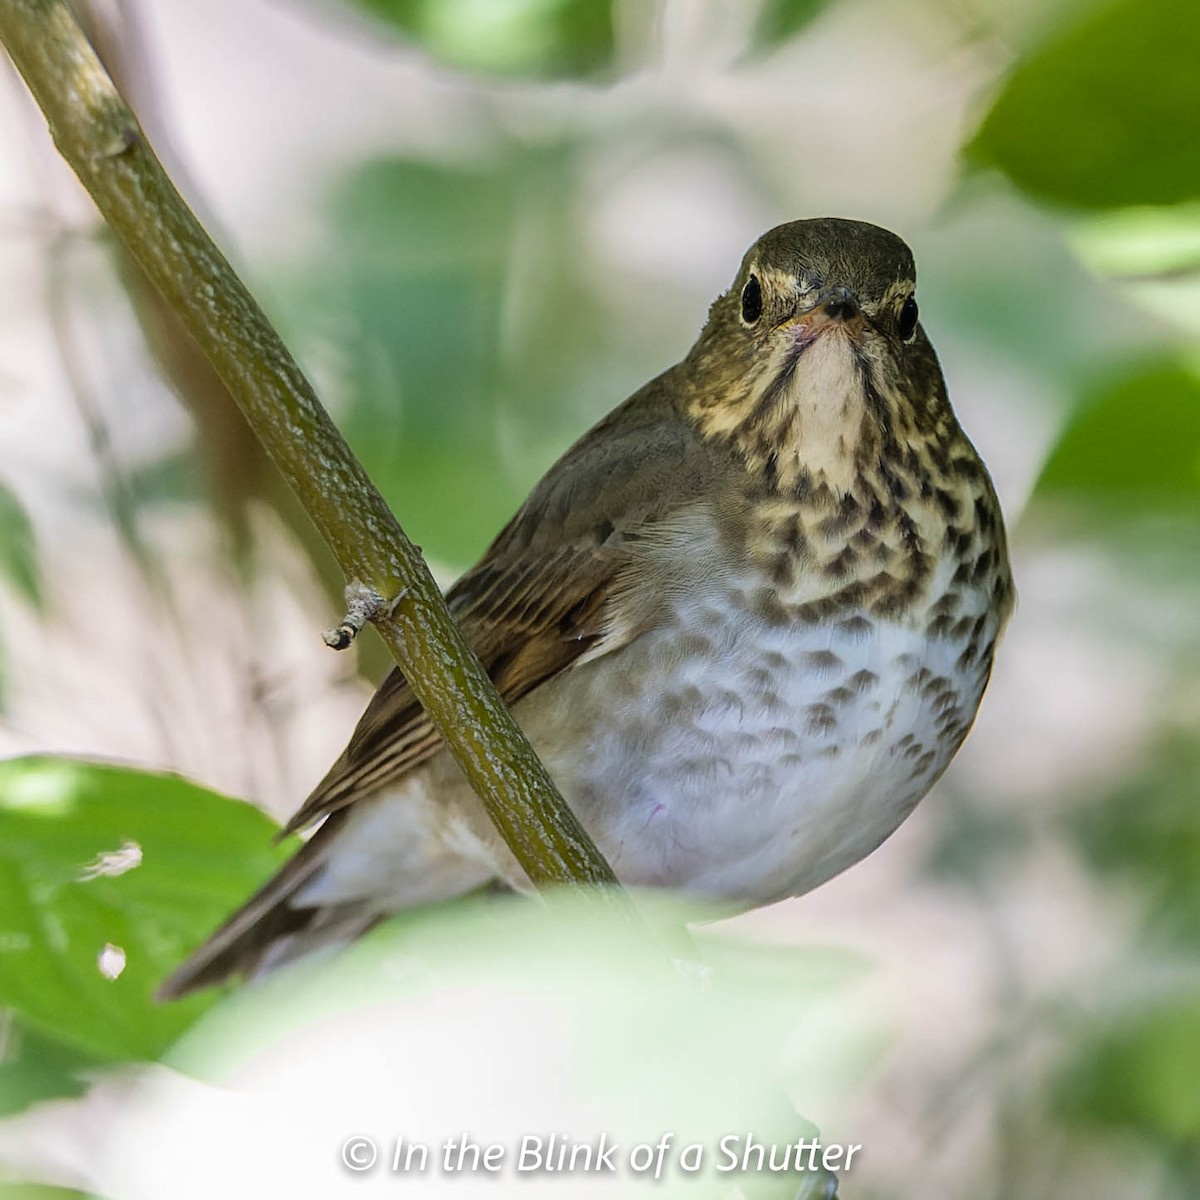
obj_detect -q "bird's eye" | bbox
[741,275,763,324]
[898,294,919,342]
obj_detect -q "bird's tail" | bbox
[157,811,379,1000]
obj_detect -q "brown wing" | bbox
[280,370,715,836]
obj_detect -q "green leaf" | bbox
[0,1015,97,1116]
[751,0,833,51]
[0,757,296,1064]
[346,0,615,79]
[1071,734,1200,947]
[318,157,523,565]
[1058,989,1200,1143]
[0,483,40,609]
[0,1186,91,1199]
[968,0,1200,209]
[1035,360,1200,504]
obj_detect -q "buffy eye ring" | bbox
[741,275,763,324]
[898,294,919,342]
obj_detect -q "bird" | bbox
[160,217,1014,999]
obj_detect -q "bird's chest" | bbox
[522,568,996,905]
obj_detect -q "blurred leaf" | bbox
[0,1187,90,1199]
[751,0,834,51]
[0,483,40,609]
[124,451,202,510]
[923,790,1030,883]
[0,757,296,1064]
[317,157,524,564]
[1035,361,1200,504]
[296,147,611,568]
[0,1015,97,1117]
[1071,734,1200,947]
[1058,989,1200,1143]
[346,0,615,79]
[1072,203,1200,279]
[969,0,1200,209]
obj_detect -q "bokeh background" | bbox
[0,0,1198,1197]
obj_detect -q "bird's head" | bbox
[683,218,956,494]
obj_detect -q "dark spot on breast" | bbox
[861,728,883,747]
[931,593,961,616]
[945,527,974,557]
[809,481,837,510]
[823,686,855,706]
[806,704,838,735]
[771,554,794,587]
[936,708,964,734]
[925,615,955,638]
[914,749,937,773]
[849,669,878,693]
[820,511,854,537]
[921,674,951,699]
[805,649,844,673]
[825,546,858,575]
[881,469,910,504]
[752,587,790,626]
[950,616,975,639]
[970,548,995,585]
[745,666,774,688]
[784,516,810,556]
[935,488,961,521]
[973,494,995,533]
[838,615,873,639]
[791,469,813,500]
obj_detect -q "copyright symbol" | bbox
[341,1135,378,1172]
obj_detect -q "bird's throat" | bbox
[695,331,875,496]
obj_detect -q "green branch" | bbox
[0,0,619,889]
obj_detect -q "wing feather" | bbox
[281,372,716,836]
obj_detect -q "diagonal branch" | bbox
[0,0,620,891]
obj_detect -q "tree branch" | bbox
[0,0,620,890]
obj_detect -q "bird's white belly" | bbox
[522,587,993,906]
[301,581,996,914]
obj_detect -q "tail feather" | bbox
[157,812,356,1000]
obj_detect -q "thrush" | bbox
[161,217,1014,998]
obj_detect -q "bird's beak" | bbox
[781,286,867,337]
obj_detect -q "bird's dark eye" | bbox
[898,294,919,341]
[741,275,763,324]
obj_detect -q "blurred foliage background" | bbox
[0,0,1198,1196]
